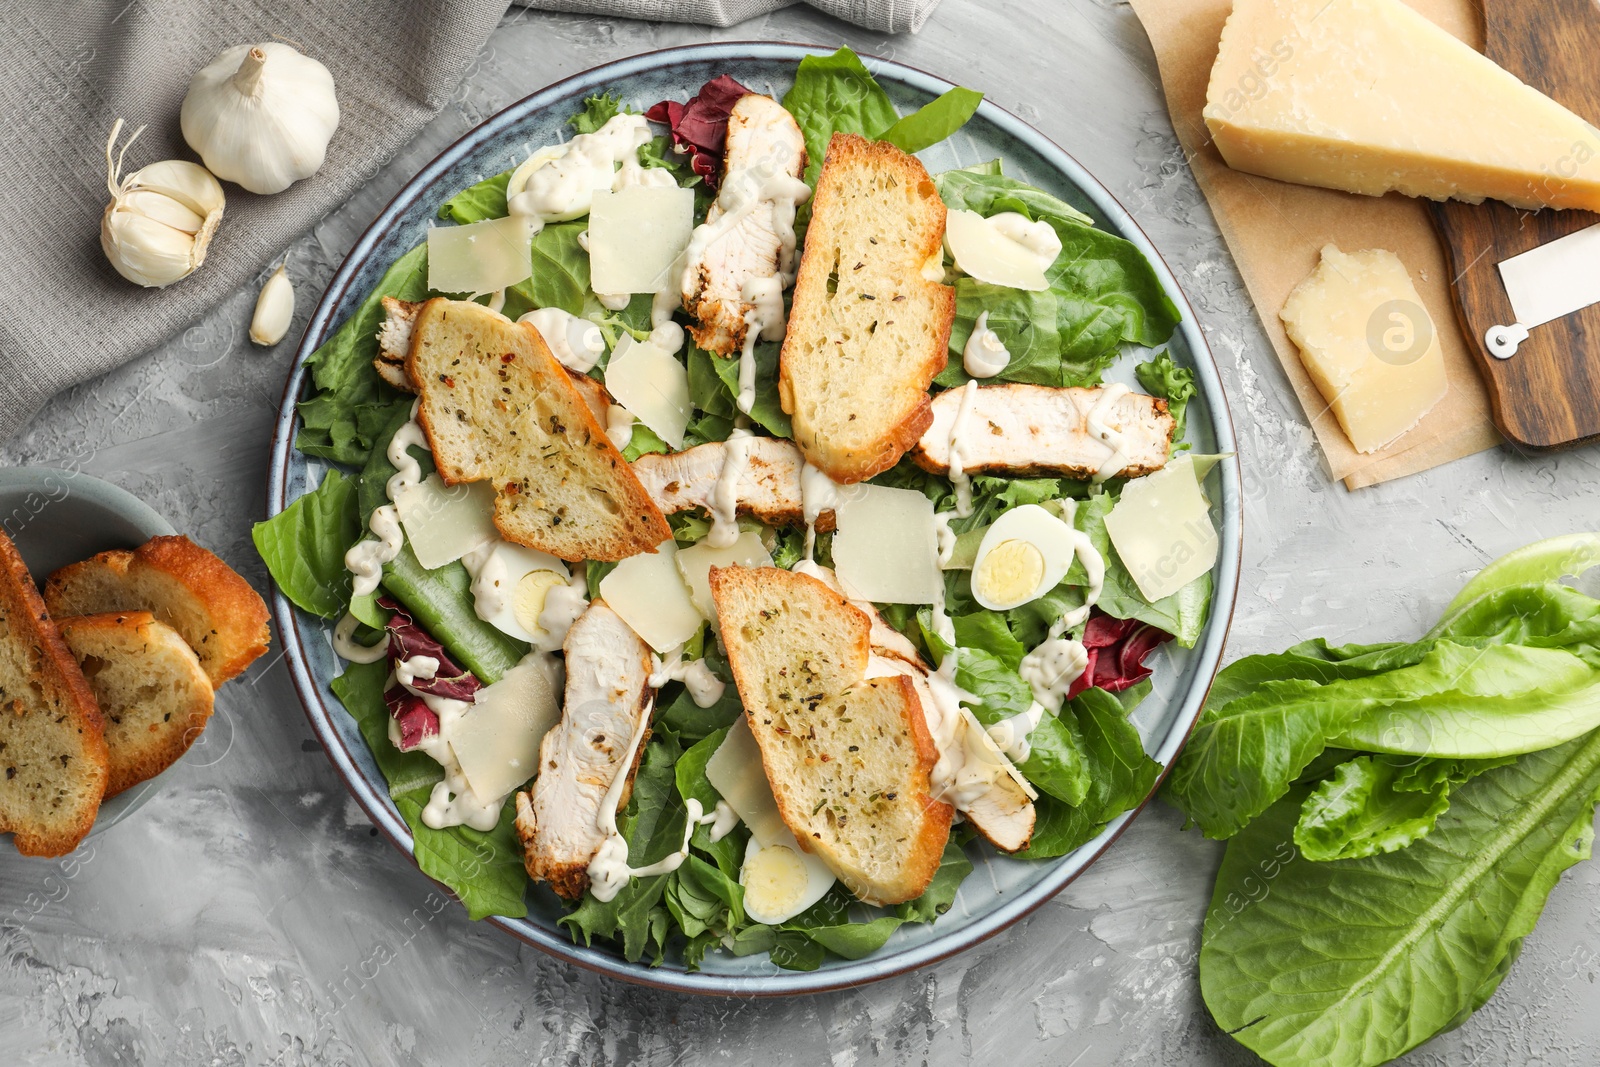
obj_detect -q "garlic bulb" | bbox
[250,262,295,346]
[101,119,225,288]
[180,43,340,195]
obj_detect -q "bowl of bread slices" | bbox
[0,468,268,858]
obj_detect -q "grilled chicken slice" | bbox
[631,437,836,532]
[374,297,423,390]
[807,563,1038,853]
[681,94,808,356]
[514,601,653,900]
[912,383,1175,481]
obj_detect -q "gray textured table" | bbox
[6,3,1600,1064]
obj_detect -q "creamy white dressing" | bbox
[708,426,753,549]
[485,288,507,314]
[518,306,605,373]
[649,646,728,708]
[963,311,1011,378]
[332,612,389,664]
[1020,637,1090,714]
[382,657,502,831]
[345,408,430,598]
[1085,382,1132,483]
[606,405,636,450]
[986,702,1047,763]
[506,114,654,226]
[735,274,787,414]
[934,512,958,567]
[588,700,732,901]
[799,461,843,562]
[595,291,632,311]
[534,563,589,654]
[987,211,1063,271]
[945,380,982,517]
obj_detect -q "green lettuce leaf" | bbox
[1201,732,1600,1067]
[570,91,626,134]
[934,169,1181,389]
[1135,350,1196,443]
[439,171,510,225]
[1292,754,1454,862]
[1018,689,1161,859]
[782,47,899,189]
[877,87,984,154]
[252,469,361,618]
[1018,712,1092,806]
[703,340,792,437]
[330,660,530,920]
[295,245,427,466]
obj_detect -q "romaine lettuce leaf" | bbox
[782,47,900,189]
[1135,350,1196,443]
[1202,731,1600,1067]
[252,469,361,619]
[330,660,530,920]
[934,169,1181,390]
[877,87,984,154]
[296,245,428,466]
[1018,689,1161,859]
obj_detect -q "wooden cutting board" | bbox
[1430,0,1600,451]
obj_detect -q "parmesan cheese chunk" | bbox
[598,540,702,652]
[603,335,692,449]
[589,185,695,295]
[393,475,499,570]
[452,656,561,803]
[675,531,773,622]
[1205,0,1600,211]
[1279,244,1447,454]
[832,484,942,605]
[1104,455,1218,604]
[426,215,534,296]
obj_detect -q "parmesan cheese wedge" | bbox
[832,484,943,605]
[1104,455,1218,604]
[589,185,695,295]
[675,531,773,622]
[392,475,499,570]
[451,656,561,802]
[598,540,702,652]
[427,215,535,296]
[603,335,692,449]
[1206,0,1600,211]
[944,208,1050,291]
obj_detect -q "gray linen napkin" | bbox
[0,0,938,441]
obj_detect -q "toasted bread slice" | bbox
[802,563,1037,853]
[912,384,1175,480]
[0,531,107,857]
[406,299,672,562]
[779,133,955,484]
[58,612,214,797]
[44,536,269,687]
[711,565,952,904]
[514,601,654,899]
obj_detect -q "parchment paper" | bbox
[1128,0,1503,490]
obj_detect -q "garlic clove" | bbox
[181,43,340,196]
[250,263,295,346]
[119,189,206,234]
[126,159,227,217]
[102,211,200,287]
[101,119,226,288]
